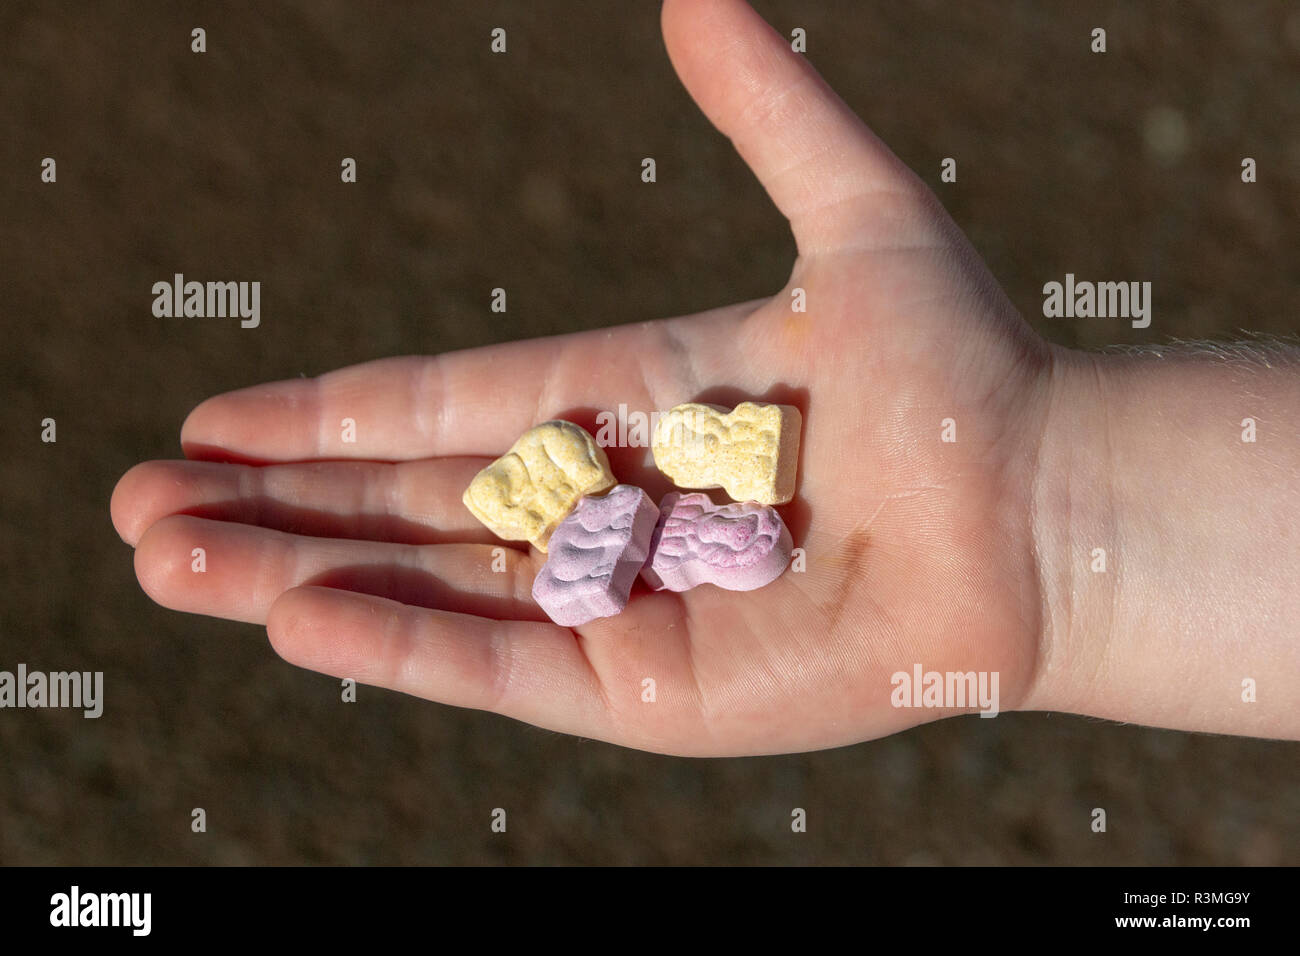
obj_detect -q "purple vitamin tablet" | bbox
[531,484,660,627]
[641,492,793,593]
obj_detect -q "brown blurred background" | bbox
[1,0,1297,865]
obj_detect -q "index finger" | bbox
[178,298,752,465]
[180,345,553,464]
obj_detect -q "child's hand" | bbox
[110,0,1300,753]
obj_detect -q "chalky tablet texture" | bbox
[641,492,793,592]
[531,485,660,627]
[462,420,616,552]
[651,401,801,505]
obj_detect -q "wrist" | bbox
[1021,345,1119,716]
[1022,341,1300,737]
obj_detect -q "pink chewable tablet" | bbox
[531,485,660,627]
[641,492,793,593]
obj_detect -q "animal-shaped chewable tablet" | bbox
[651,401,801,506]
[462,420,616,552]
[641,492,793,593]
[531,485,660,627]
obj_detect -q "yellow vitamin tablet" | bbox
[652,401,801,505]
[462,420,616,552]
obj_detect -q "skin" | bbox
[110,0,1300,755]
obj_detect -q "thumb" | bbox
[661,0,930,257]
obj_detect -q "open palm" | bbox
[112,0,1056,755]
